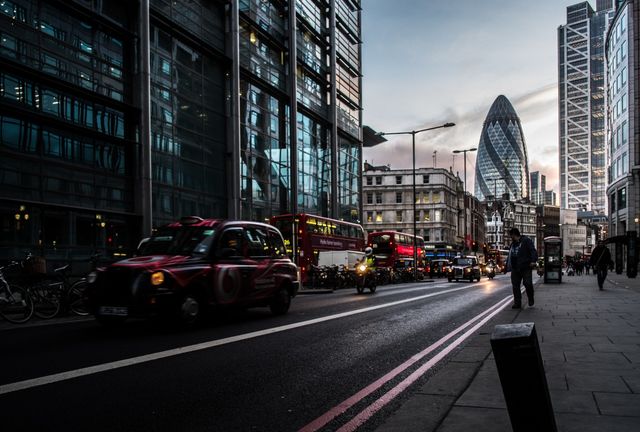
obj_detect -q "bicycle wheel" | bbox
[67,280,89,316]
[0,285,34,324]
[31,281,61,319]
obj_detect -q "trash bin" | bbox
[543,236,562,283]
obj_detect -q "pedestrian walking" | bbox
[589,241,612,290]
[506,227,538,309]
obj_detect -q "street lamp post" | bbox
[378,122,455,281]
[453,148,477,253]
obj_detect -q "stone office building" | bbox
[362,164,485,257]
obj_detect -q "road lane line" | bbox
[298,294,513,432]
[336,295,514,432]
[0,282,498,396]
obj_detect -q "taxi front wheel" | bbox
[177,294,201,326]
[270,288,291,315]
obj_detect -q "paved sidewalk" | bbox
[377,273,640,432]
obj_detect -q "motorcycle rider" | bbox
[355,247,378,292]
[360,247,377,269]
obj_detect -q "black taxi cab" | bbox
[85,217,300,326]
[447,255,482,282]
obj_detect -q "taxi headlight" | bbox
[150,271,165,286]
[87,271,98,284]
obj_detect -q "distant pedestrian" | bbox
[506,227,538,308]
[585,262,590,275]
[589,241,612,290]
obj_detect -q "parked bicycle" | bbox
[62,253,102,316]
[0,261,34,323]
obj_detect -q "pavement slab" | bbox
[594,392,640,417]
[375,394,456,432]
[549,389,599,415]
[437,406,511,432]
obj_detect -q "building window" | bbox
[396,192,402,203]
[618,187,626,209]
[366,192,373,204]
[610,193,616,213]
[367,211,373,222]
[375,213,382,222]
[396,210,403,222]
[424,211,430,221]
[375,193,382,204]
[375,176,382,185]
[395,176,402,184]
[366,176,372,186]
[423,175,430,184]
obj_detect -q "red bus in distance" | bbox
[269,214,366,283]
[367,231,427,272]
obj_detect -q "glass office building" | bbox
[0,0,363,263]
[605,0,638,238]
[558,1,614,213]
[474,95,530,202]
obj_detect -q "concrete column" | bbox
[228,0,241,219]
[139,0,153,235]
[329,0,338,219]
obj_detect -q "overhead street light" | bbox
[377,122,456,282]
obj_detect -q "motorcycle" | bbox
[355,262,377,294]
[485,265,496,280]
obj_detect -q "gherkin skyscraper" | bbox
[474,95,530,202]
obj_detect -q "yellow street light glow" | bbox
[151,272,165,286]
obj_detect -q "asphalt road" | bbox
[0,274,517,431]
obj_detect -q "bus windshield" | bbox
[370,234,392,253]
[138,227,216,256]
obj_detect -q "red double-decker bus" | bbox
[367,231,426,271]
[269,214,366,282]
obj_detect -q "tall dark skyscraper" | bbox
[0,0,363,262]
[474,95,530,202]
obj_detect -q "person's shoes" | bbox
[512,303,521,309]
[528,298,534,307]
[599,285,603,291]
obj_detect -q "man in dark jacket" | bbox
[589,241,612,290]
[506,227,538,308]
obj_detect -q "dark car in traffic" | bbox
[447,256,482,282]
[430,259,451,278]
[85,217,300,326]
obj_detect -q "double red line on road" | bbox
[299,294,514,432]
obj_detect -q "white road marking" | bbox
[0,282,502,396]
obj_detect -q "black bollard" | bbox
[627,231,638,278]
[491,323,557,432]
[615,242,624,274]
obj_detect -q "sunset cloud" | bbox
[362,0,577,198]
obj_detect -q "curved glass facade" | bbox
[474,95,529,202]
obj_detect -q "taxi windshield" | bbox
[453,258,473,266]
[138,227,216,256]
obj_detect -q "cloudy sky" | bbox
[362,0,588,195]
